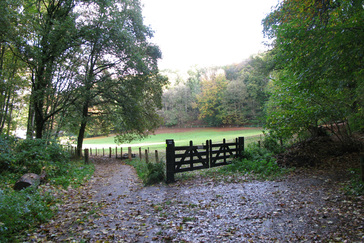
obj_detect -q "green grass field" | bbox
[83,128,263,151]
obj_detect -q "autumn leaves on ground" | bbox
[24,132,364,242]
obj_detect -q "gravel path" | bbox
[27,157,364,242]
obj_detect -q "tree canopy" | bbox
[1,0,167,147]
[263,0,364,143]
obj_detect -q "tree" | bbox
[70,0,167,156]
[197,69,227,126]
[263,0,364,143]
[223,53,273,125]
[11,0,80,139]
[220,79,247,125]
[159,67,202,126]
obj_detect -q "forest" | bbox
[158,53,272,128]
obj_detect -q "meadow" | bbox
[82,127,263,152]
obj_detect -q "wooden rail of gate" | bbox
[166,137,244,183]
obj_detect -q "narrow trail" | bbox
[27,157,364,242]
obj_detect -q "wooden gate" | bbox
[166,137,244,183]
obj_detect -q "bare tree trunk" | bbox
[27,74,35,139]
[6,96,15,136]
[77,101,89,157]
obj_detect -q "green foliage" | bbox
[221,142,288,179]
[0,187,54,242]
[160,53,273,127]
[343,168,364,196]
[263,0,364,143]
[0,135,94,241]
[126,159,149,180]
[50,161,94,189]
[126,159,165,185]
[0,136,70,177]
[197,72,228,126]
[261,133,285,154]
[0,135,18,172]
[144,161,165,185]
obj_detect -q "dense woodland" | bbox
[158,54,272,127]
[0,0,363,146]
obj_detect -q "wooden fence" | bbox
[63,145,161,164]
[166,137,244,183]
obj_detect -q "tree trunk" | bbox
[6,95,14,136]
[0,87,11,132]
[77,101,89,157]
[27,75,35,139]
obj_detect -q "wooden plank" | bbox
[174,165,207,173]
[175,159,208,165]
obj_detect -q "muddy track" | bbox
[27,157,364,242]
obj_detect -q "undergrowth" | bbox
[126,159,165,185]
[0,135,94,242]
[344,168,364,195]
[220,138,290,179]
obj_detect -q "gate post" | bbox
[206,140,210,168]
[166,139,175,183]
[238,137,245,158]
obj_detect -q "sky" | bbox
[141,0,279,71]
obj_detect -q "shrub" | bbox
[144,161,165,185]
[261,133,285,154]
[221,141,289,179]
[0,136,94,241]
[0,135,18,172]
[344,168,364,196]
[14,139,69,175]
[0,187,54,242]
[126,159,165,185]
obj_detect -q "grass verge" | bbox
[126,159,165,185]
[0,135,94,242]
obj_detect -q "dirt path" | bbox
[27,157,364,242]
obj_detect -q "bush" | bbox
[261,132,285,154]
[14,139,69,175]
[221,142,289,179]
[0,135,18,172]
[144,161,165,185]
[126,159,165,185]
[0,136,70,180]
[344,168,364,196]
[0,187,54,242]
[0,136,94,241]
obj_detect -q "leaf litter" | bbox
[25,156,363,242]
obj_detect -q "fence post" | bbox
[155,150,159,163]
[115,147,118,159]
[128,147,132,161]
[139,147,142,159]
[109,147,111,158]
[145,149,149,163]
[223,139,227,164]
[190,141,194,169]
[206,140,210,168]
[84,149,89,164]
[103,148,105,157]
[166,139,175,183]
[238,137,245,158]
[95,147,97,156]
